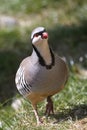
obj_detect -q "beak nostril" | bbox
[42,32,48,39]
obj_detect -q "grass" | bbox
[0,0,87,129]
[0,73,87,130]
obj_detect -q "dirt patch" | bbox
[69,118,87,130]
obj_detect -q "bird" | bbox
[15,27,68,125]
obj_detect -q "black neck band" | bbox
[32,45,55,69]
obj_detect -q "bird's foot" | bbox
[33,108,43,125]
[37,118,43,126]
[45,96,54,116]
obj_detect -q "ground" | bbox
[0,0,87,129]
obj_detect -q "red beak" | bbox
[42,32,48,39]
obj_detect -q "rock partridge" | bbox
[15,27,68,125]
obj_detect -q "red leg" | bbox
[32,104,43,125]
[45,96,54,116]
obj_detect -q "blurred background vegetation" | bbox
[0,0,87,129]
[0,0,87,103]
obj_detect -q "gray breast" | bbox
[15,55,68,97]
[28,55,68,94]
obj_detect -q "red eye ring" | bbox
[34,34,39,37]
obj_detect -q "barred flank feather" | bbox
[15,66,32,96]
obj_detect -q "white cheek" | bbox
[32,36,42,44]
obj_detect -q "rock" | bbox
[0,15,19,28]
[11,98,23,111]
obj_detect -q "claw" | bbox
[37,119,43,126]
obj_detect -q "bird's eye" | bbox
[34,34,39,37]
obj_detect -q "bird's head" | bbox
[31,27,48,45]
[31,27,54,67]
